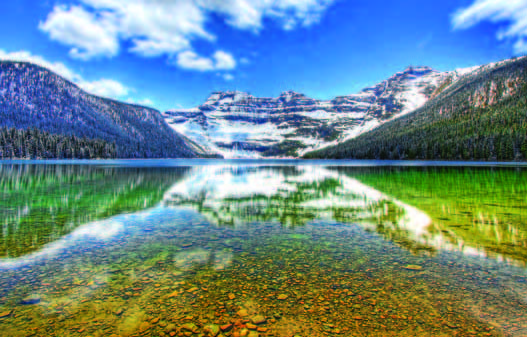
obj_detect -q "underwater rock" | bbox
[403,265,423,271]
[164,323,177,333]
[237,309,249,317]
[220,323,233,332]
[20,296,40,305]
[277,294,288,300]
[180,322,199,333]
[204,324,220,336]
[0,310,12,318]
[246,323,257,330]
[250,315,266,325]
[139,321,151,332]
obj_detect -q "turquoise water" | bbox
[0,161,526,336]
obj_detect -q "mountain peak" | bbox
[402,66,435,75]
[279,90,306,102]
[203,91,251,107]
[280,90,301,95]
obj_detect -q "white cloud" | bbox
[452,0,527,54]
[0,49,149,103]
[200,0,335,31]
[176,50,214,71]
[126,98,155,107]
[39,0,336,69]
[39,1,212,60]
[223,74,235,81]
[79,79,129,98]
[39,5,119,60]
[176,50,237,71]
[213,51,237,70]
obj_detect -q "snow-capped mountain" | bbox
[163,66,466,158]
[303,56,527,160]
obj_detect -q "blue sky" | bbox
[0,0,526,110]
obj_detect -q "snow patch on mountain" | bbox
[164,62,509,158]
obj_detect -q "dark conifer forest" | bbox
[0,127,116,159]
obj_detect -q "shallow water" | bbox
[0,161,526,336]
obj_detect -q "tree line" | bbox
[0,127,116,159]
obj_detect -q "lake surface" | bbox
[0,160,526,336]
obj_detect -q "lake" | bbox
[0,160,526,336]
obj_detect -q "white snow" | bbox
[168,116,297,159]
[165,57,526,158]
[343,119,381,140]
[162,166,433,237]
[298,109,337,120]
[166,108,200,114]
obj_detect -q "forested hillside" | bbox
[304,57,527,161]
[0,61,199,158]
[0,127,116,159]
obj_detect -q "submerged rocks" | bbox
[139,321,151,332]
[277,294,288,300]
[164,323,177,333]
[180,322,199,333]
[0,187,515,337]
[250,315,266,325]
[246,323,257,330]
[237,309,249,317]
[204,324,220,336]
[20,296,40,305]
[220,323,233,332]
[0,310,12,318]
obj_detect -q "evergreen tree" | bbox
[0,127,117,159]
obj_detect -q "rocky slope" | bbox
[164,66,475,158]
[303,56,527,160]
[0,61,203,158]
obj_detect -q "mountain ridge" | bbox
[1,56,525,160]
[0,61,205,158]
[303,56,527,161]
[163,64,479,158]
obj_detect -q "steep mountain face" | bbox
[163,66,469,158]
[304,56,527,161]
[0,61,202,158]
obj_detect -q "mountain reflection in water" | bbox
[0,162,526,337]
[163,165,525,265]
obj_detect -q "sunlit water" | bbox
[0,160,526,336]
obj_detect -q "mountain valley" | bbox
[0,56,525,160]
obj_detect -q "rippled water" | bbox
[0,161,526,336]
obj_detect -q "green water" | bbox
[0,162,526,336]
